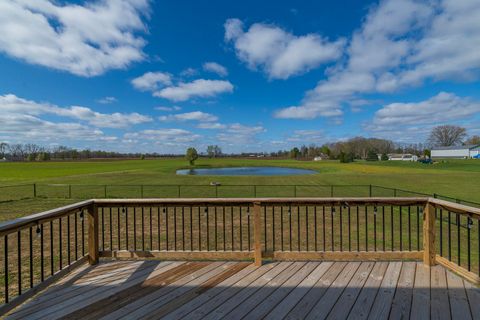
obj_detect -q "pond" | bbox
[176,166,317,176]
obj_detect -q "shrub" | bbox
[381,153,389,161]
[366,150,379,161]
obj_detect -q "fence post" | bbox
[423,201,436,266]
[87,204,99,265]
[33,183,36,198]
[369,184,372,197]
[253,201,263,266]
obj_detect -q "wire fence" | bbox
[0,183,478,208]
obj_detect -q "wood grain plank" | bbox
[175,262,283,320]
[326,261,375,320]
[285,262,347,320]
[464,280,480,320]
[389,262,416,320]
[430,265,451,320]
[365,261,402,319]
[305,262,361,320]
[446,269,472,320]
[410,262,430,320]
[346,262,389,320]
[263,262,333,320]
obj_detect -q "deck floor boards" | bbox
[6,260,480,320]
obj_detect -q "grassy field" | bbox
[0,157,479,220]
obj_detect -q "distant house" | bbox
[313,154,329,161]
[388,153,418,161]
[431,145,480,159]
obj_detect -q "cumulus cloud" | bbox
[275,0,480,119]
[155,106,182,112]
[197,122,227,129]
[131,72,172,91]
[203,62,228,77]
[159,111,218,122]
[0,0,150,76]
[224,18,345,79]
[153,79,234,102]
[0,94,152,129]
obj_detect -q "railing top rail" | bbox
[0,199,93,236]
[429,198,480,216]
[94,197,428,206]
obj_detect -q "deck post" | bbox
[423,201,436,266]
[87,204,99,265]
[253,201,263,266]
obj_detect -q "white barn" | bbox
[431,145,480,159]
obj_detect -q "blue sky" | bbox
[0,0,479,154]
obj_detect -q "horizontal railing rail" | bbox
[1,196,479,315]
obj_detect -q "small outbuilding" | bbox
[431,145,480,159]
[388,153,418,161]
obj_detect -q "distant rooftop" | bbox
[432,144,480,150]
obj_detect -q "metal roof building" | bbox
[431,144,480,159]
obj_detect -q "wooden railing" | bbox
[1,197,479,314]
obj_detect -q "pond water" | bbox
[176,166,317,176]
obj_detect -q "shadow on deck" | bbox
[6,260,480,320]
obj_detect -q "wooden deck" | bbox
[6,260,480,320]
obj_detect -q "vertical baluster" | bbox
[50,220,54,276]
[133,208,137,251]
[142,207,145,251]
[150,207,153,250]
[191,206,194,251]
[117,208,120,251]
[248,206,251,251]
[281,207,284,251]
[289,206,292,251]
[416,206,420,251]
[457,213,461,266]
[399,206,403,251]
[365,206,368,252]
[165,207,169,251]
[382,206,385,251]
[408,206,411,251]
[75,213,78,261]
[239,206,243,251]
[356,206,360,251]
[314,206,318,251]
[214,206,217,251]
[59,218,62,270]
[323,206,326,251]
[348,206,351,252]
[17,230,22,295]
[273,206,276,251]
[339,206,343,252]
[199,207,202,250]
[448,211,452,260]
[183,207,186,251]
[109,208,113,251]
[173,206,178,251]
[331,206,335,251]
[41,224,44,282]
[391,206,394,251]
[297,206,301,251]
[125,208,128,251]
[478,219,480,275]
[101,208,105,251]
[373,206,377,251]
[29,227,33,288]
[206,207,209,251]
[467,216,471,271]
[440,209,443,256]
[4,234,8,303]
[230,207,233,251]
[223,206,226,251]
[158,207,161,250]
[67,215,71,265]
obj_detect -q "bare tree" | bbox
[427,125,466,147]
[0,142,8,158]
[466,135,480,145]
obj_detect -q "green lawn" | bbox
[0,157,479,219]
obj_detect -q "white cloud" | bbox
[155,106,182,112]
[124,129,200,144]
[154,79,234,102]
[197,122,227,129]
[96,96,117,104]
[217,123,265,144]
[224,18,344,79]
[0,0,149,76]
[131,72,172,91]
[0,94,152,129]
[369,92,480,130]
[203,62,228,77]
[159,111,218,122]
[180,68,198,77]
[275,0,480,119]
